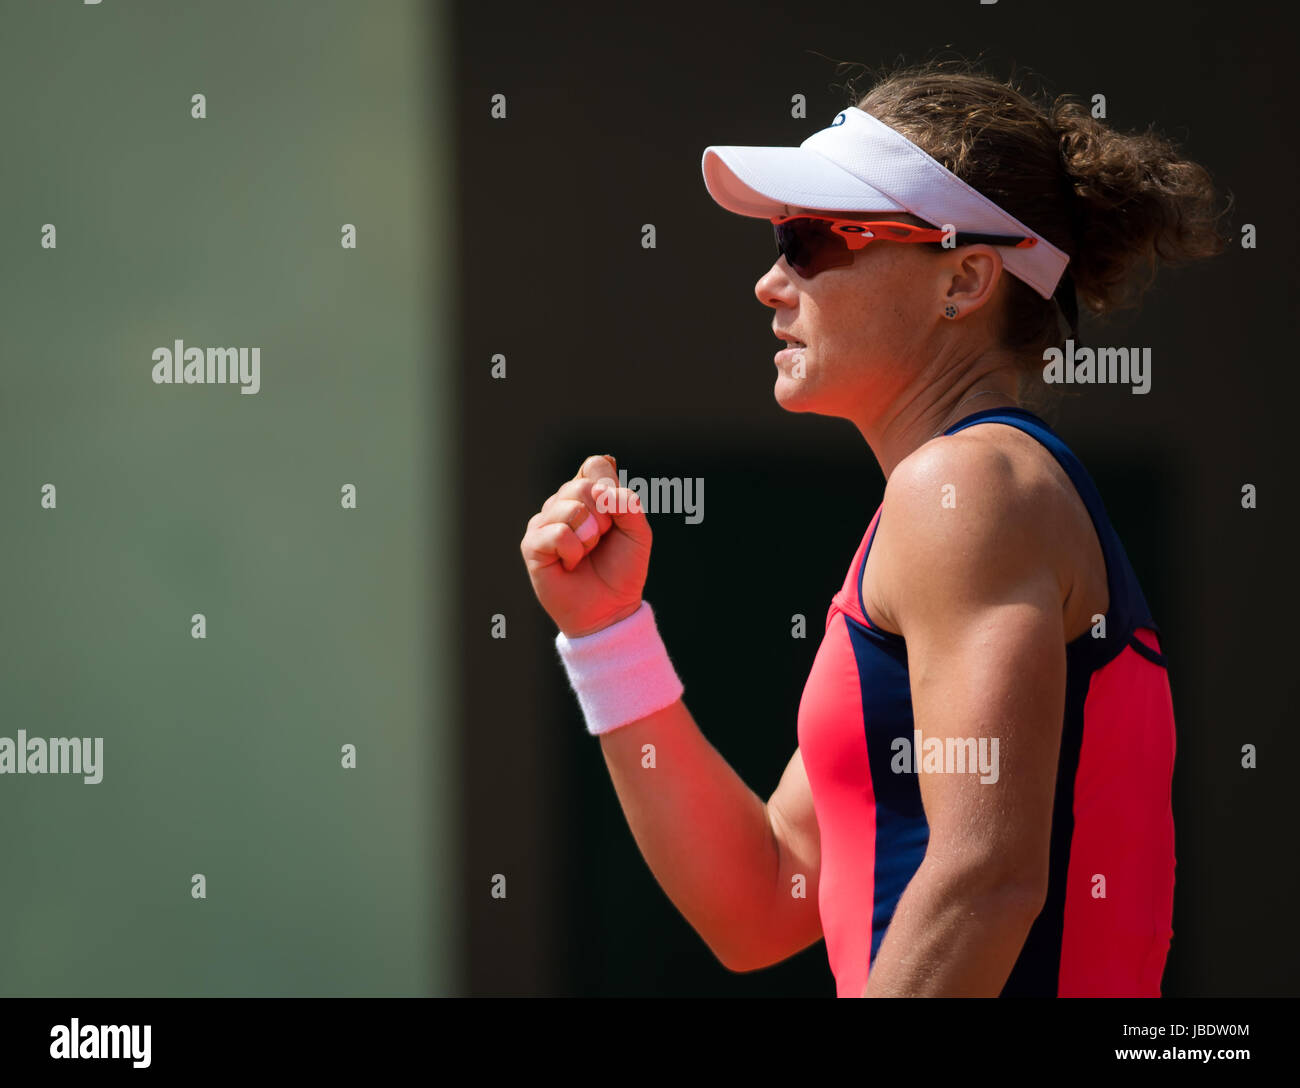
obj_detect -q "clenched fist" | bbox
[520,454,653,638]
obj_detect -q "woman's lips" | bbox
[774,343,806,364]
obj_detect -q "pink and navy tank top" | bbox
[796,407,1176,997]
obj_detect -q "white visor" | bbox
[701,106,1071,301]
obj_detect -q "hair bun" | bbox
[1046,96,1231,316]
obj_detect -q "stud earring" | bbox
[943,304,958,318]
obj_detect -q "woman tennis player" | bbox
[520,62,1228,997]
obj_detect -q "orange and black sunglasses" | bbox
[771,214,1039,279]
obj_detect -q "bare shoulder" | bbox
[865,425,1082,633]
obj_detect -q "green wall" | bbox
[0,0,454,995]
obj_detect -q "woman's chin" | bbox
[773,363,819,405]
[774,381,818,413]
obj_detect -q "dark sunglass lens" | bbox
[774,222,809,273]
[777,219,837,276]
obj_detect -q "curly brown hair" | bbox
[843,58,1233,401]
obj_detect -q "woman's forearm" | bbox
[863,856,1046,996]
[596,697,798,970]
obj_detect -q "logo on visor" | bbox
[831,112,846,126]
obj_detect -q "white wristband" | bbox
[554,601,684,735]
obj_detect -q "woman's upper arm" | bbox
[873,435,1069,902]
[762,747,823,951]
[767,747,820,886]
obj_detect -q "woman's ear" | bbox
[944,246,1006,316]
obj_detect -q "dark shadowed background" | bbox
[456,0,1299,996]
